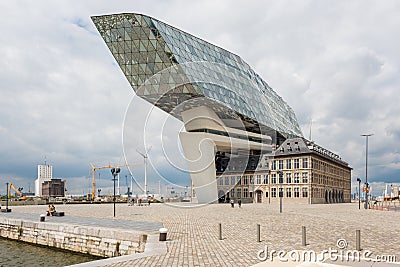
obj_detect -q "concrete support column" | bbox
[179,132,218,204]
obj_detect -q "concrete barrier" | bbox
[0,217,147,258]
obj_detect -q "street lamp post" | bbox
[267,170,271,204]
[357,178,361,210]
[125,175,131,198]
[6,182,9,212]
[2,182,11,213]
[111,168,120,217]
[130,174,134,198]
[6,182,9,209]
[278,170,283,213]
[361,134,373,209]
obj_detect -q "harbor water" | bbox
[0,237,99,267]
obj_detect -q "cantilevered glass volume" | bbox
[92,13,303,203]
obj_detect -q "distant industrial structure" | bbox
[376,184,400,201]
[42,178,66,198]
[34,163,66,198]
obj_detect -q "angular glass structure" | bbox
[92,13,304,203]
[91,13,303,143]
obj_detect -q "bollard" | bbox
[356,230,361,251]
[218,223,222,240]
[302,226,306,246]
[257,224,261,242]
[159,228,168,241]
[40,214,46,222]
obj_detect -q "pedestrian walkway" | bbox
[1,210,162,233]
[6,203,400,266]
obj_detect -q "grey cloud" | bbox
[0,0,399,194]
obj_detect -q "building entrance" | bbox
[255,190,263,203]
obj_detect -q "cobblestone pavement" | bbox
[9,202,400,266]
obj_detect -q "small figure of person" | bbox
[238,199,242,208]
[47,204,56,216]
[148,199,151,206]
[230,199,234,208]
[138,198,142,206]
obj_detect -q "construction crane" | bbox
[89,162,141,201]
[8,183,28,201]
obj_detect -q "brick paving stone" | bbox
[9,202,400,266]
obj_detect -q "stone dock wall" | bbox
[0,217,147,258]
[1,200,47,206]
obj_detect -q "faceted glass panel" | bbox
[92,13,303,138]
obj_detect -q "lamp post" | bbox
[130,174,134,198]
[117,172,120,196]
[356,178,361,210]
[111,168,120,217]
[361,134,373,209]
[6,182,9,208]
[125,175,131,198]
[268,170,271,204]
[2,182,11,212]
[6,182,9,211]
[278,170,283,213]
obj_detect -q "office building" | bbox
[92,13,351,203]
[218,138,351,204]
[34,164,52,197]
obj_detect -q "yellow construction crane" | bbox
[89,162,141,200]
[8,183,28,201]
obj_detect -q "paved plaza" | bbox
[8,202,400,266]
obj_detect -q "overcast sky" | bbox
[0,0,399,196]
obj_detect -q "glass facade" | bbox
[92,13,303,139]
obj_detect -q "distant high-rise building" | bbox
[35,164,53,197]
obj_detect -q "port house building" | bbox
[217,137,352,204]
[93,13,351,204]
